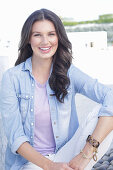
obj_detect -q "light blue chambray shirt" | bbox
[0,57,113,170]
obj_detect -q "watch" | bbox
[86,135,100,148]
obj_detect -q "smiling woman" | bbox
[29,20,58,84]
[30,20,58,61]
[0,8,113,170]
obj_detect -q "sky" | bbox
[0,0,113,40]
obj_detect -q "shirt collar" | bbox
[22,56,53,76]
[22,57,32,73]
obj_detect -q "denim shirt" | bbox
[0,57,113,170]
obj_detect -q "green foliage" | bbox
[62,14,113,26]
[63,21,78,26]
[99,14,113,20]
[98,18,113,23]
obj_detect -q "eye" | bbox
[34,33,41,37]
[49,33,56,36]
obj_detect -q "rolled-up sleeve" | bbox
[98,89,113,117]
[0,70,29,154]
[71,65,113,117]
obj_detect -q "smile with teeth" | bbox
[39,47,51,51]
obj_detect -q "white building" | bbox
[67,31,107,50]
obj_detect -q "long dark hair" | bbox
[15,8,72,103]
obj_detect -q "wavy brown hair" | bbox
[15,8,72,103]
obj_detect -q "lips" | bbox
[39,46,51,53]
[39,47,51,51]
[38,47,51,54]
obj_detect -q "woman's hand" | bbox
[69,153,91,170]
[69,143,94,170]
[46,162,74,170]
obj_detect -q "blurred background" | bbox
[0,0,113,84]
[0,0,113,169]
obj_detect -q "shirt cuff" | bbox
[98,106,113,117]
[11,136,30,155]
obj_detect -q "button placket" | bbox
[31,122,34,126]
[32,83,34,87]
[56,136,59,138]
[54,121,56,125]
[31,109,33,112]
[26,95,29,99]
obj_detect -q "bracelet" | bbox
[92,147,98,162]
[86,135,100,148]
[80,148,98,162]
[80,135,99,162]
[80,150,92,160]
[86,135,99,162]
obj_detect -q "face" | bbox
[29,19,58,61]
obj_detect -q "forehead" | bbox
[31,19,56,32]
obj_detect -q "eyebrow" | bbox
[32,31,56,34]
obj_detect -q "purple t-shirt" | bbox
[33,80,56,156]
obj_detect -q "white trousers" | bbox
[21,105,113,170]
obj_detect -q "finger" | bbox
[69,167,74,170]
[66,165,74,170]
[66,167,74,170]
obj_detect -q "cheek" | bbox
[52,38,58,47]
[30,38,40,47]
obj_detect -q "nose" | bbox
[42,35,49,44]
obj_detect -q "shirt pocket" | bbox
[16,93,30,123]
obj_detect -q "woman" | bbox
[0,8,113,170]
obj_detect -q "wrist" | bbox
[86,135,100,148]
[83,142,94,156]
[43,159,54,170]
[81,142,98,161]
[79,142,94,161]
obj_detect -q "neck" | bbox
[32,57,52,84]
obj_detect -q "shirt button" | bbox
[31,96,34,99]
[30,136,33,139]
[32,83,34,86]
[31,109,33,112]
[26,95,29,98]
[56,136,59,138]
[31,122,34,126]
